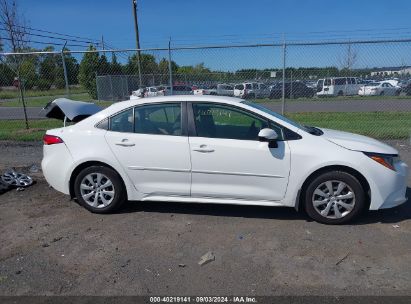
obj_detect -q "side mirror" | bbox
[258,128,279,148]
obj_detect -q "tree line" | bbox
[0,44,388,99]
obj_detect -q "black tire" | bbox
[337,90,344,96]
[380,91,385,96]
[304,171,366,224]
[74,165,126,214]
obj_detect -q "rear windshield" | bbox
[235,84,244,90]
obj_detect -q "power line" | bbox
[0,21,101,43]
[0,36,94,48]
[0,28,99,45]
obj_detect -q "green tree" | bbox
[158,58,178,74]
[19,58,37,89]
[78,45,99,99]
[39,46,57,88]
[110,53,123,75]
[125,53,159,84]
[98,54,110,75]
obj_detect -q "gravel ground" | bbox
[0,140,410,296]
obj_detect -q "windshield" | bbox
[243,101,303,129]
[242,101,324,136]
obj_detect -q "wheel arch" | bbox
[69,161,128,200]
[295,165,371,211]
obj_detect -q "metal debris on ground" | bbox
[198,251,215,266]
[178,264,186,268]
[392,225,400,228]
[336,252,350,266]
[1,170,34,188]
[29,164,40,173]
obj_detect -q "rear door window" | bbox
[134,103,182,136]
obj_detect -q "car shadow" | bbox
[119,187,411,225]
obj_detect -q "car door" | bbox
[188,102,291,201]
[105,102,191,197]
[384,83,396,95]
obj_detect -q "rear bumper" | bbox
[41,143,73,194]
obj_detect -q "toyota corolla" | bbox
[41,96,408,224]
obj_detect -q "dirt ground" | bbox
[0,140,410,296]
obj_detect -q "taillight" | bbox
[43,134,64,145]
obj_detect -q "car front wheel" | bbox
[74,166,126,213]
[304,171,366,224]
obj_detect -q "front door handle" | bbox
[115,139,135,147]
[192,145,214,153]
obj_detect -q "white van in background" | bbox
[316,77,362,96]
[216,84,234,96]
[233,82,270,99]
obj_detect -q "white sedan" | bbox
[359,82,401,96]
[42,96,408,224]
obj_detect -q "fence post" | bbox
[281,38,287,115]
[19,75,29,129]
[61,42,70,98]
[13,57,29,129]
[168,38,173,95]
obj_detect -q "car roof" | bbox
[127,95,244,105]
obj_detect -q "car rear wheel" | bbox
[74,166,126,213]
[304,171,366,224]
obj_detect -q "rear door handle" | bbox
[192,144,214,153]
[115,139,135,147]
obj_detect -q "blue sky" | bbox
[17,0,411,70]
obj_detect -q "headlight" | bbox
[363,152,398,171]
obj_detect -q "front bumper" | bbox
[371,160,408,210]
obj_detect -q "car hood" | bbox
[320,128,398,154]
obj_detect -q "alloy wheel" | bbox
[311,180,356,219]
[80,173,115,208]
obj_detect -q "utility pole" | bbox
[132,0,143,87]
[281,34,286,115]
[101,35,106,56]
[168,38,173,95]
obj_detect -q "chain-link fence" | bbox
[1,38,411,141]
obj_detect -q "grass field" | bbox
[0,93,115,108]
[288,112,411,139]
[1,90,410,108]
[1,111,410,142]
[0,87,87,100]
[255,94,411,103]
